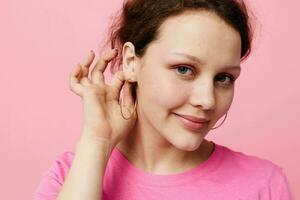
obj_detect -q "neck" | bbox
[115,117,214,175]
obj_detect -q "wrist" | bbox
[76,136,115,157]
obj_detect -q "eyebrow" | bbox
[171,52,241,70]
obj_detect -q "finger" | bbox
[80,77,92,86]
[122,81,135,108]
[76,62,92,87]
[91,48,118,84]
[109,70,126,101]
[91,59,105,85]
[98,48,118,73]
[69,64,83,95]
[120,81,136,119]
[76,63,84,80]
[81,50,95,77]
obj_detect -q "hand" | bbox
[69,49,137,147]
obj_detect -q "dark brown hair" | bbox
[102,0,254,75]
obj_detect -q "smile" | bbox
[174,113,208,132]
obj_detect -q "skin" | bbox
[116,10,242,174]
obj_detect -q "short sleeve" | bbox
[33,152,74,200]
[259,166,294,200]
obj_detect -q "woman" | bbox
[34,0,294,199]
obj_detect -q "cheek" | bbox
[139,70,188,112]
[215,90,234,116]
[146,75,187,110]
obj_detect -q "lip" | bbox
[175,113,209,123]
[174,113,209,132]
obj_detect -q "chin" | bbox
[171,136,204,152]
[179,143,202,152]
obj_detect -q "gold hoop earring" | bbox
[211,112,228,130]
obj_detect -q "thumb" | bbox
[122,81,135,111]
[110,70,126,101]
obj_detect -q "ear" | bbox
[122,42,139,83]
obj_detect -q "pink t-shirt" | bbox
[34,142,294,200]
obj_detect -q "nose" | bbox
[189,79,216,111]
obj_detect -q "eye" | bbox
[174,65,236,86]
[215,73,236,86]
[175,65,194,76]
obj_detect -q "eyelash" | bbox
[174,65,236,86]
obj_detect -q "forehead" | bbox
[149,10,241,64]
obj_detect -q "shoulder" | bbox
[41,151,75,184]
[215,144,286,182]
[33,151,75,199]
[214,144,294,198]
[217,144,281,169]
[54,151,75,167]
[52,151,75,180]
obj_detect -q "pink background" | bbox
[1,0,299,199]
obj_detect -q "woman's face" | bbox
[128,11,241,151]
